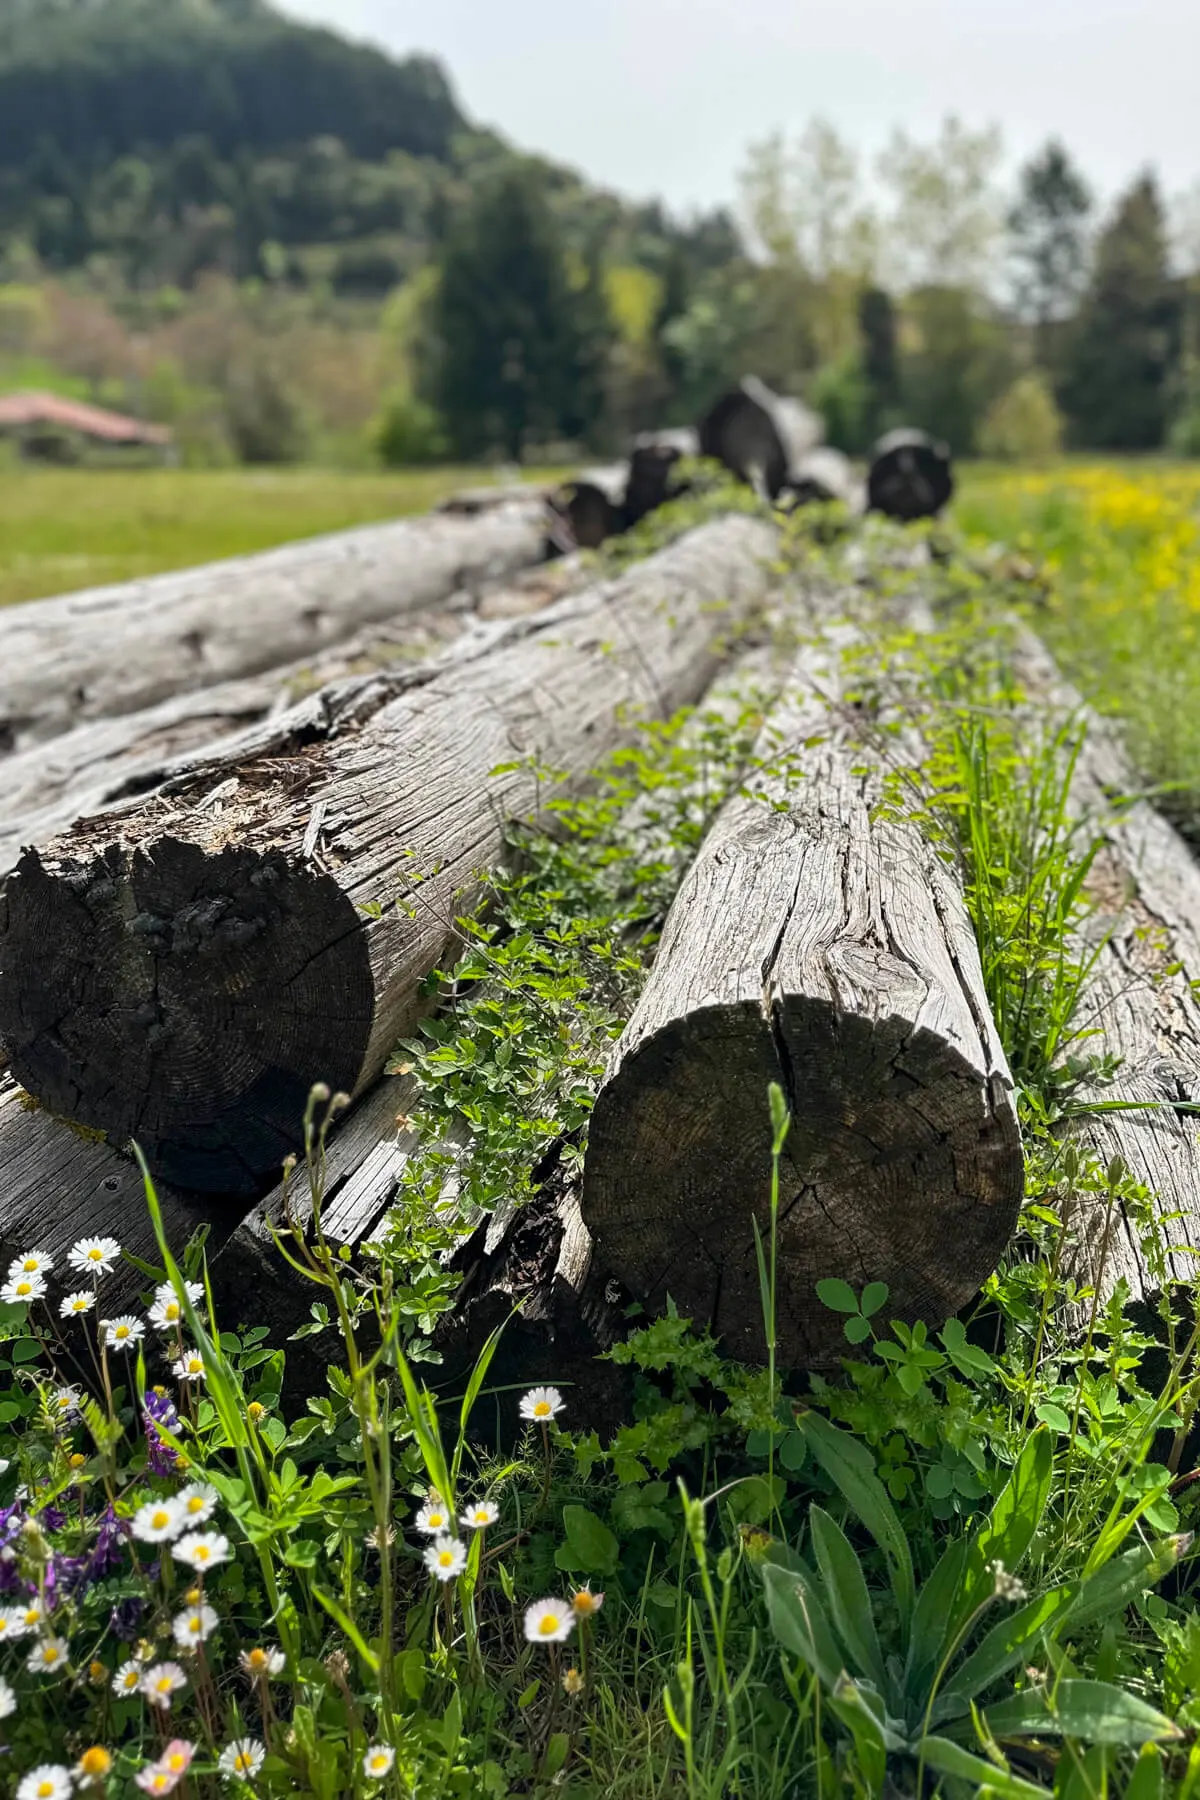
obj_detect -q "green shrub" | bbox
[979,371,1064,460]
[371,387,449,466]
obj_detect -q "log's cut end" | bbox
[0,838,373,1195]
[867,428,954,522]
[581,775,1023,1368]
[583,996,1022,1367]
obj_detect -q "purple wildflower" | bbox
[36,1505,66,1533]
[109,1594,146,1641]
[143,1392,182,1476]
[89,1506,127,1580]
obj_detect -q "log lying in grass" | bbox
[0,501,551,754]
[581,633,1024,1367]
[867,429,954,522]
[699,378,823,499]
[1010,630,1200,1316]
[783,448,866,513]
[0,516,778,1196]
[0,559,587,880]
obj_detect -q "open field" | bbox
[959,461,1200,837]
[0,465,563,607]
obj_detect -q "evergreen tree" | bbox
[1062,174,1176,448]
[431,161,609,459]
[1009,141,1093,329]
[858,286,899,437]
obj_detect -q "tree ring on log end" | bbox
[0,839,373,1195]
[582,997,1023,1368]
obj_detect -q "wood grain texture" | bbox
[0,501,550,753]
[0,517,778,1195]
[1012,629,1200,1314]
[582,633,1023,1367]
[0,559,586,879]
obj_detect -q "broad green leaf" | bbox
[984,1679,1181,1747]
[810,1506,888,1693]
[932,1584,1079,1724]
[916,1734,1050,1798]
[954,1430,1053,1634]
[828,1676,897,1788]
[761,1559,845,1690]
[798,1410,914,1620]
[816,1278,860,1313]
[905,1536,968,1699]
[860,1282,889,1317]
[1125,1744,1165,1800]
[843,1314,872,1345]
[555,1505,620,1576]
[1062,1538,1185,1637]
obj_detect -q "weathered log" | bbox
[1008,631,1200,1317]
[699,377,823,499]
[581,633,1024,1367]
[782,448,866,513]
[0,501,551,754]
[0,560,587,880]
[624,429,699,528]
[0,517,778,1195]
[867,429,954,522]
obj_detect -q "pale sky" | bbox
[278,0,1200,219]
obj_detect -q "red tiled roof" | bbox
[0,390,172,446]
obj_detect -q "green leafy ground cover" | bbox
[4,493,1200,1796]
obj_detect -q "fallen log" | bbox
[581,632,1024,1368]
[0,500,551,754]
[867,429,954,522]
[0,559,586,880]
[1008,631,1200,1317]
[0,516,778,1195]
[699,377,823,499]
[624,429,699,528]
[782,448,866,513]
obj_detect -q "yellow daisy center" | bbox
[37,1783,55,1798]
[235,1753,252,1772]
[194,1547,210,1563]
[538,1614,561,1636]
[155,1676,172,1693]
[122,1672,138,1689]
[152,1509,171,1529]
[165,1752,188,1771]
[87,1248,103,1261]
[534,1401,551,1417]
[21,1258,38,1271]
[43,1645,61,1663]
[186,1496,205,1514]
[80,1748,112,1776]
[22,1609,39,1626]
[15,1283,32,1297]
[369,1755,389,1772]
[438,1551,454,1567]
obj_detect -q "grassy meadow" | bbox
[0,466,561,608]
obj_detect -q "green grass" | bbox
[0,465,561,607]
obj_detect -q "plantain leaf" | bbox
[984,1678,1181,1748]
[809,1505,888,1695]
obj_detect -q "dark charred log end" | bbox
[562,482,620,551]
[867,430,955,522]
[582,999,1022,1370]
[0,838,374,1196]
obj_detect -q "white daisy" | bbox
[523,1597,576,1644]
[414,1496,452,1536]
[171,1351,207,1383]
[149,1281,204,1331]
[239,1645,285,1679]
[218,1738,265,1781]
[172,1530,230,1572]
[26,1635,69,1674]
[18,1601,42,1632]
[141,1661,187,1709]
[68,1237,121,1277]
[172,1603,218,1649]
[49,1386,81,1423]
[363,1744,396,1779]
[0,1604,32,1641]
[177,1482,219,1526]
[16,1766,72,1800]
[519,1385,565,1423]
[102,1315,145,1349]
[7,1251,52,1281]
[1,1273,47,1305]
[460,1499,500,1530]
[58,1291,96,1319]
[132,1498,186,1544]
[113,1658,143,1696]
[423,1535,467,1583]
[0,1674,14,1717]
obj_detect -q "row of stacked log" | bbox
[3,502,1193,1381]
